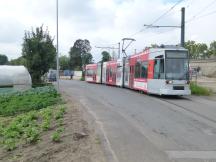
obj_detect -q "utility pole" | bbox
[181,7,185,47]
[144,7,185,47]
[118,42,121,59]
[56,0,60,91]
[121,38,136,57]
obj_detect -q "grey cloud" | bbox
[0,19,24,44]
[59,0,115,30]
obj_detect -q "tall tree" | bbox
[185,41,209,59]
[101,51,111,62]
[69,39,92,70]
[22,26,56,83]
[209,41,216,56]
[196,43,208,58]
[82,53,93,65]
[185,40,197,59]
[0,54,8,65]
[59,55,70,70]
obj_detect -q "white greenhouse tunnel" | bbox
[0,65,32,91]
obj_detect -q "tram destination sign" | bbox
[166,51,188,59]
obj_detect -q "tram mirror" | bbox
[155,55,163,58]
[154,60,157,65]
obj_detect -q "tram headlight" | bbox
[186,80,190,84]
[166,80,173,84]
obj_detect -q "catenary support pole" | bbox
[56,0,60,91]
[181,7,185,47]
[118,42,121,59]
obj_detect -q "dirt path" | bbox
[0,94,106,162]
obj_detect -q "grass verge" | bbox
[190,82,212,96]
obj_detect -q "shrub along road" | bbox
[60,80,216,162]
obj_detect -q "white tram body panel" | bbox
[102,62,107,84]
[116,59,124,87]
[96,63,102,83]
[123,57,130,88]
[147,47,191,95]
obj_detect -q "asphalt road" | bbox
[60,80,216,162]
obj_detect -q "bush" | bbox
[24,127,40,144]
[55,106,66,120]
[190,82,212,96]
[3,138,17,151]
[51,131,61,142]
[80,77,85,81]
[32,83,52,88]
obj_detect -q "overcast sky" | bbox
[0,0,216,61]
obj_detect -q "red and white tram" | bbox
[85,63,102,83]
[85,46,191,95]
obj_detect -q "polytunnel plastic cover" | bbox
[0,65,32,91]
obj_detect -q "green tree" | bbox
[185,40,197,59]
[69,45,82,70]
[150,44,159,48]
[22,26,56,83]
[0,54,8,65]
[69,39,92,70]
[82,53,93,65]
[185,41,209,59]
[209,41,216,56]
[9,56,27,66]
[101,51,111,62]
[59,55,70,70]
[196,43,208,58]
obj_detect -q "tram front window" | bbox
[165,51,189,80]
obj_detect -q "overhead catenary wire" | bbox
[186,9,216,23]
[186,0,216,23]
[150,0,185,25]
[98,0,185,55]
[127,0,185,39]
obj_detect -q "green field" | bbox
[0,86,61,116]
[0,86,66,151]
[0,88,15,94]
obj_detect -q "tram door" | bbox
[93,70,96,82]
[129,66,134,88]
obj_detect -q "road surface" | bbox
[60,80,216,162]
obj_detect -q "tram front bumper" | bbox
[160,88,191,95]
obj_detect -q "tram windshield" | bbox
[165,51,189,80]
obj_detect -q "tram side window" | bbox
[110,68,112,77]
[86,69,94,76]
[135,62,141,78]
[125,67,129,81]
[141,62,148,78]
[160,59,164,79]
[154,59,164,79]
[106,68,109,80]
